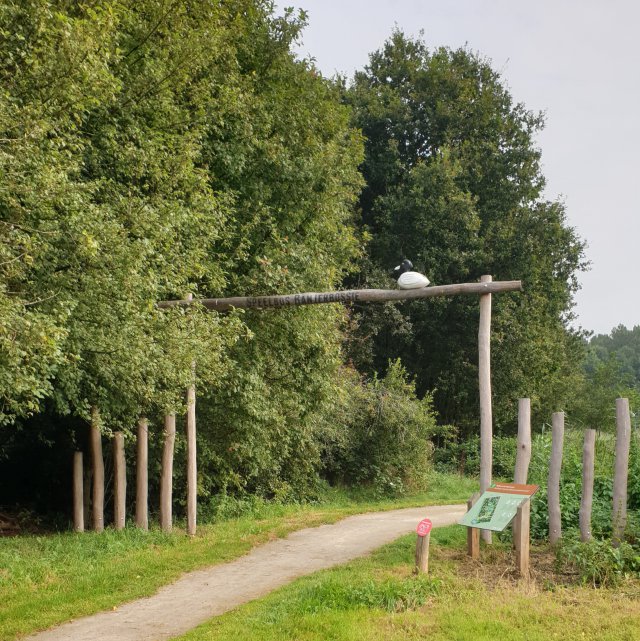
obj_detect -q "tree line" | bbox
[0,1,588,516]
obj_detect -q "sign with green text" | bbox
[459,483,539,532]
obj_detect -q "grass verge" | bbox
[176,526,640,641]
[0,472,474,640]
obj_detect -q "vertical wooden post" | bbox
[73,451,84,533]
[185,295,197,536]
[515,501,530,578]
[478,274,493,544]
[612,398,631,547]
[548,411,564,544]
[415,532,431,574]
[113,431,126,530]
[466,492,480,559]
[579,428,596,542]
[89,407,104,533]
[83,460,92,530]
[136,417,148,530]
[160,413,176,533]
[513,398,532,550]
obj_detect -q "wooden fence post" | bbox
[113,431,126,530]
[136,417,149,530]
[548,411,564,544]
[73,451,84,533]
[89,407,104,533]
[185,294,197,537]
[579,429,596,542]
[612,398,631,547]
[513,398,532,550]
[467,492,480,559]
[478,274,493,545]
[160,413,176,532]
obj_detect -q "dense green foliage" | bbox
[344,32,587,435]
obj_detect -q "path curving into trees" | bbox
[24,504,465,641]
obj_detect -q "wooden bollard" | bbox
[73,451,84,532]
[466,493,480,559]
[89,407,104,533]
[136,417,149,530]
[415,518,433,574]
[160,413,176,532]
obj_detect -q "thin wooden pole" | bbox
[513,398,532,550]
[515,501,530,578]
[548,411,564,545]
[466,492,480,559]
[113,431,126,530]
[89,407,104,533]
[158,280,523,312]
[73,451,84,533]
[478,274,493,544]
[579,428,596,542]
[136,417,149,530]
[186,294,197,537]
[612,398,631,547]
[83,459,92,530]
[160,413,176,533]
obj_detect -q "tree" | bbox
[345,31,587,434]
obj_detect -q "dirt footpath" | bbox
[24,504,465,641]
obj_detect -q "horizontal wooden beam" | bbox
[158,280,522,312]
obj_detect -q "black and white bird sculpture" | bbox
[392,259,430,290]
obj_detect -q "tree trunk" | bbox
[478,274,493,544]
[548,411,564,544]
[136,417,148,530]
[73,451,84,533]
[160,413,176,532]
[513,398,531,550]
[89,407,104,533]
[612,398,631,547]
[579,429,596,542]
[113,431,126,531]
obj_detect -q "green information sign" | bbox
[459,483,539,532]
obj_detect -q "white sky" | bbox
[276,0,640,336]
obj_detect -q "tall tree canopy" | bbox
[345,32,587,434]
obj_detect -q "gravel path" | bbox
[24,503,465,641]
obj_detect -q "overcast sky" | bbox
[276,0,639,336]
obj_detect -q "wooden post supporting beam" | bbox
[513,398,532,550]
[579,428,596,542]
[515,501,530,578]
[89,407,104,533]
[160,413,176,533]
[467,492,480,559]
[186,295,197,537]
[113,432,126,530]
[548,411,564,545]
[158,280,523,312]
[136,417,148,530]
[612,398,631,547]
[478,275,493,544]
[73,451,84,533]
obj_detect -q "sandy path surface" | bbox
[24,504,465,641]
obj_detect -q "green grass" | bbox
[176,526,640,641]
[0,472,474,640]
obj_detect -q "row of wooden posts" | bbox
[465,396,634,578]
[73,396,197,534]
